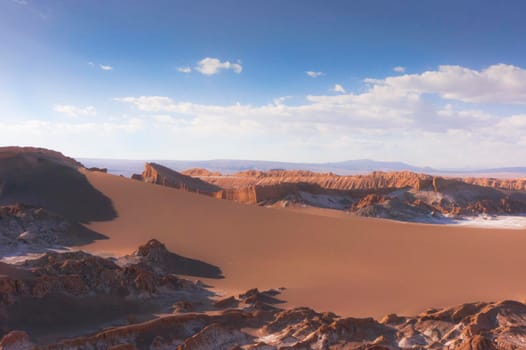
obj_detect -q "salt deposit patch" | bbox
[452,215,526,229]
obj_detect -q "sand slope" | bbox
[0,149,116,223]
[82,170,526,318]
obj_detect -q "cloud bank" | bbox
[367,64,526,104]
[2,64,525,166]
[111,64,526,165]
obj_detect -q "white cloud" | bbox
[332,84,346,93]
[88,61,113,71]
[114,63,526,165]
[194,57,242,75]
[112,89,454,135]
[369,64,526,104]
[177,66,192,73]
[113,93,526,166]
[306,71,324,78]
[393,66,406,73]
[7,63,522,167]
[273,96,292,106]
[53,105,96,117]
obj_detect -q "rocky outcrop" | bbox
[214,183,299,205]
[130,162,526,221]
[464,177,526,191]
[351,194,444,222]
[132,163,221,195]
[126,239,223,278]
[200,169,434,191]
[197,168,526,197]
[0,240,217,341]
[0,248,180,303]
[0,330,34,350]
[181,168,222,177]
[86,167,107,173]
[5,297,526,349]
[0,204,106,256]
[184,169,526,221]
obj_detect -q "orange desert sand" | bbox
[81,170,526,319]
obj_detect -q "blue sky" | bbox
[1,0,526,167]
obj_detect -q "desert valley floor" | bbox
[80,169,526,319]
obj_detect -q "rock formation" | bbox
[463,177,526,191]
[0,204,106,256]
[86,167,108,173]
[181,168,222,177]
[123,239,223,278]
[0,330,34,350]
[199,169,434,191]
[131,163,221,195]
[0,240,215,342]
[4,284,526,349]
[135,165,526,222]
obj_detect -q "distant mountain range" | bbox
[79,158,526,178]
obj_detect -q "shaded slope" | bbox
[0,147,116,223]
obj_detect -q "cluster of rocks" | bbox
[0,204,102,255]
[350,188,526,222]
[0,240,211,342]
[120,239,223,279]
[3,291,526,349]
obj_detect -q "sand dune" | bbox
[81,170,526,318]
[0,148,116,223]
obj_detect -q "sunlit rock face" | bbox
[136,165,526,223]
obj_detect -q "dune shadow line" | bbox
[0,157,117,223]
[136,239,224,279]
[165,252,224,279]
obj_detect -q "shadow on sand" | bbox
[162,252,224,279]
[0,156,117,223]
[135,239,224,279]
